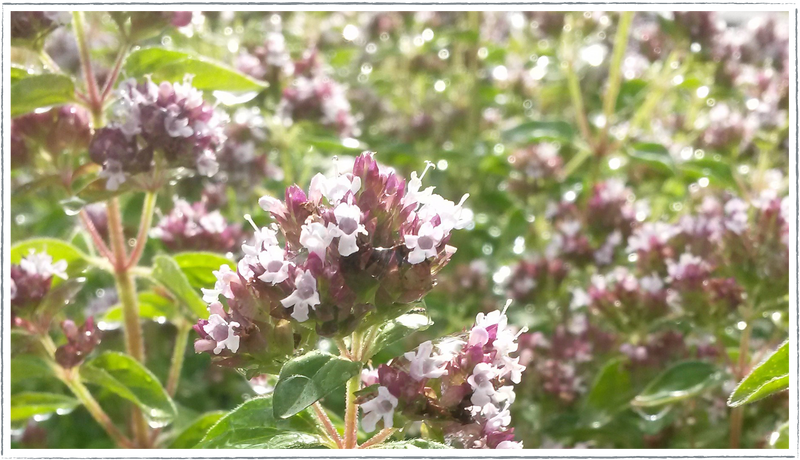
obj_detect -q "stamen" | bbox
[501,298,513,316]
[420,160,436,180]
[332,155,339,176]
[243,214,259,232]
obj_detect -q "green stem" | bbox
[730,306,753,448]
[39,48,63,73]
[100,44,130,103]
[343,373,360,449]
[64,374,135,448]
[313,402,344,449]
[71,11,102,121]
[562,24,593,145]
[166,322,190,397]
[359,427,396,449]
[598,12,635,152]
[106,197,150,447]
[126,192,157,269]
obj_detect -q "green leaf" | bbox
[173,252,235,291]
[627,142,675,175]
[169,411,226,449]
[10,355,54,383]
[35,277,86,328]
[583,357,632,427]
[371,310,433,356]
[11,74,76,117]
[152,255,208,319]
[273,351,362,419]
[81,351,177,428]
[101,291,178,324]
[375,439,452,449]
[10,65,35,84]
[124,47,268,93]
[11,238,89,276]
[681,158,738,189]
[502,120,574,144]
[10,392,79,422]
[197,396,326,448]
[728,340,789,407]
[632,361,721,407]
[769,421,789,449]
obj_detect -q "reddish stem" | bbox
[79,209,115,262]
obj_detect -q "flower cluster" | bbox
[358,307,526,448]
[278,49,356,137]
[151,198,244,253]
[517,314,614,404]
[89,76,227,190]
[236,32,293,82]
[213,108,282,192]
[194,152,470,371]
[11,250,68,321]
[11,106,91,168]
[55,317,102,369]
[10,11,71,41]
[507,143,563,194]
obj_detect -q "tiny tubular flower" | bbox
[360,386,398,432]
[300,221,334,259]
[468,362,500,407]
[20,250,68,280]
[257,245,293,285]
[280,270,320,322]
[201,264,239,304]
[404,221,445,264]
[404,340,449,381]
[203,313,241,354]
[327,202,367,256]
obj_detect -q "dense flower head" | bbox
[194,152,471,370]
[214,108,282,190]
[151,198,244,253]
[11,106,92,168]
[11,250,68,319]
[55,317,102,369]
[507,143,563,193]
[278,49,356,137]
[504,255,568,304]
[358,306,526,448]
[89,76,227,190]
[235,32,293,82]
[10,11,71,41]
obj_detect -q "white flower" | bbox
[280,270,320,322]
[201,264,239,304]
[496,440,523,449]
[482,403,512,433]
[308,172,361,204]
[626,222,676,253]
[100,160,126,191]
[164,106,193,138]
[724,198,749,234]
[402,163,437,208]
[257,246,292,285]
[203,313,240,354]
[196,150,220,177]
[640,273,664,293]
[468,362,500,406]
[20,250,68,279]
[416,193,471,233]
[258,195,287,217]
[242,218,279,256]
[404,340,450,381]
[327,202,367,256]
[360,386,397,432]
[404,222,444,264]
[667,253,705,281]
[300,222,333,259]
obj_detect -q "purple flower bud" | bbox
[55,317,102,368]
[11,11,70,41]
[152,199,244,253]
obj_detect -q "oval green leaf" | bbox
[11,392,79,422]
[583,357,632,427]
[169,411,226,449]
[632,361,721,407]
[81,351,177,428]
[173,252,235,291]
[371,310,433,357]
[11,74,76,117]
[502,120,574,144]
[728,340,789,407]
[197,395,326,448]
[273,351,362,419]
[152,255,208,319]
[124,47,267,93]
